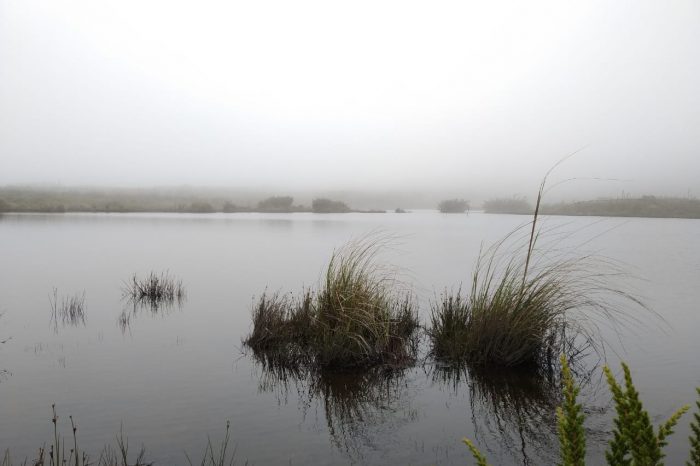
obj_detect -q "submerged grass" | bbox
[244,237,419,370]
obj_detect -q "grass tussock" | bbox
[123,272,185,307]
[49,288,86,331]
[244,237,419,370]
[428,248,632,367]
[428,159,646,369]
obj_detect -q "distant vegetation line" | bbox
[3,187,699,218]
[0,189,388,214]
[483,195,700,219]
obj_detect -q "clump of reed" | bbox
[49,288,86,331]
[428,162,644,369]
[122,271,185,308]
[427,244,632,367]
[244,237,419,370]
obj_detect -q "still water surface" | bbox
[1,212,699,464]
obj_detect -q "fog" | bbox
[1,0,698,201]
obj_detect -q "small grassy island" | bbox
[244,237,419,370]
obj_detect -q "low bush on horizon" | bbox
[482,197,532,214]
[311,198,351,213]
[244,237,419,370]
[257,196,294,212]
[464,356,700,466]
[438,198,470,213]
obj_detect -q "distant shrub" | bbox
[103,202,127,213]
[438,199,469,213]
[257,196,294,212]
[0,199,10,212]
[483,198,532,214]
[312,198,350,213]
[222,201,247,213]
[186,201,215,213]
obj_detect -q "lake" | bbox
[1,211,699,465]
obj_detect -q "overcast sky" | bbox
[1,0,698,199]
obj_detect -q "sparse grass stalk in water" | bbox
[49,288,86,331]
[3,406,237,466]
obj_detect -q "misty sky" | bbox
[1,0,699,199]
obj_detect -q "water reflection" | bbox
[117,291,185,335]
[251,351,418,461]
[431,360,599,466]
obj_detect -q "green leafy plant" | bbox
[463,358,695,466]
[689,388,700,466]
[557,355,585,466]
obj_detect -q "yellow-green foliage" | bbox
[463,359,696,466]
[462,438,490,466]
[604,363,689,466]
[557,355,586,466]
[687,388,700,466]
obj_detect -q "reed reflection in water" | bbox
[250,350,419,461]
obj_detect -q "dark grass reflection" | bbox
[250,350,418,461]
[429,359,600,466]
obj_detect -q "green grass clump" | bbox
[244,291,313,355]
[429,161,645,369]
[244,238,419,370]
[428,240,633,368]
